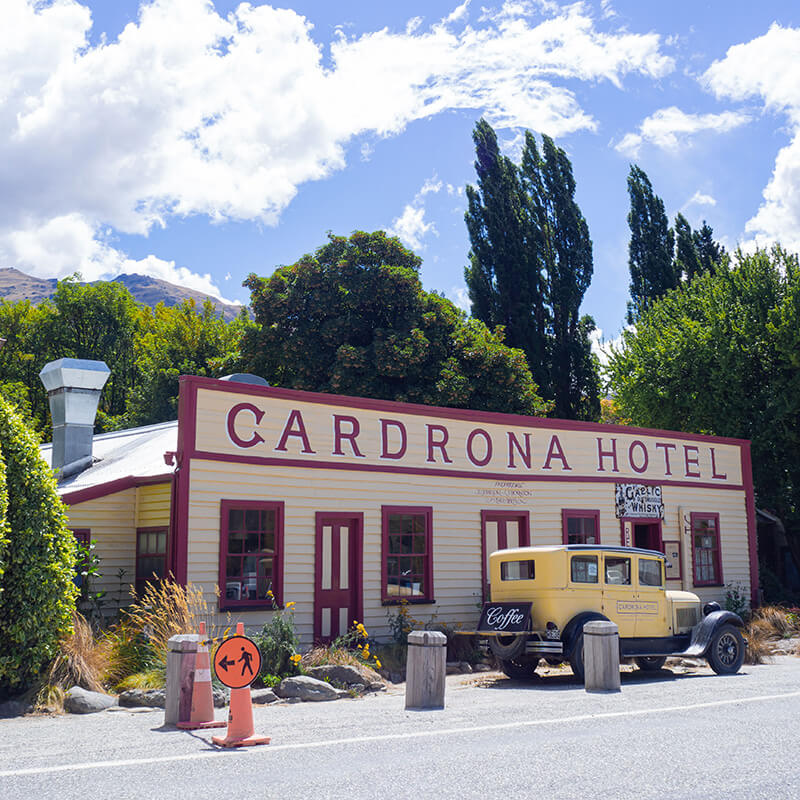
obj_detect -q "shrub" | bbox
[0,395,78,694]
[253,600,300,679]
[724,583,749,619]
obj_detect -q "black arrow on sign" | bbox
[218,655,236,672]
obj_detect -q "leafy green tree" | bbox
[124,300,249,426]
[464,119,599,420]
[0,395,77,694]
[607,247,800,582]
[626,165,677,323]
[241,231,547,416]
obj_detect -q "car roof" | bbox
[492,544,666,560]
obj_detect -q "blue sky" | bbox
[3,1,800,352]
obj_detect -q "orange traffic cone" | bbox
[212,623,270,748]
[178,622,226,730]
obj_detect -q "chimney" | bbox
[39,358,110,479]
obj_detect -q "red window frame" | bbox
[691,512,723,587]
[381,505,434,605]
[562,509,601,545]
[71,529,91,588]
[219,500,285,610]
[136,526,169,596]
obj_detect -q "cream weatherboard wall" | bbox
[178,378,755,644]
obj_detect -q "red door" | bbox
[481,511,531,599]
[314,514,363,643]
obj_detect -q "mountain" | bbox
[0,267,246,321]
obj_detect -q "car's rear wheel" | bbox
[707,624,745,675]
[489,631,528,660]
[569,631,585,682]
[634,656,667,671]
[500,659,538,680]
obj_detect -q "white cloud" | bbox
[590,325,634,369]
[687,191,716,207]
[388,205,437,251]
[448,285,471,312]
[615,106,750,157]
[704,24,800,252]
[0,0,673,291]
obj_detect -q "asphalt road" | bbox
[2,657,800,799]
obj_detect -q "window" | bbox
[571,555,598,583]
[691,513,723,586]
[562,510,600,545]
[219,501,284,609]
[605,556,631,585]
[71,529,91,589]
[639,558,663,587]
[136,527,168,596]
[382,506,433,603]
[500,560,535,581]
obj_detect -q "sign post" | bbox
[211,623,270,748]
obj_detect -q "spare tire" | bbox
[489,631,528,660]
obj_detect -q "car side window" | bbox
[639,558,663,587]
[604,556,631,585]
[570,555,598,583]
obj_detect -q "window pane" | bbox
[157,531,166,554]
[226,555,243,580]
[605,556,631,585]
[228,509,244,530]
[501,560,535,581]
[262,509,276,533]
[256,557,273,599]
[245,531,260,554]
[263,530,275,554]
[639,559,662,587]
[228,529,245,554]
[566,514,597,544]
[245,509,261,532]
[412,515,425,533]
[412,535,426,554]
[388,534,401,554]
[571,556,598,583]
[148,532,158,553]
[389,515,402,534]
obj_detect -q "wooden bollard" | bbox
[583,620,621,693]
[405,630,447,710]
[165,634,199,726]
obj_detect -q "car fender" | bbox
[562,611,609,658]
[683,610,744,657]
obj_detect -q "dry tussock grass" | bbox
[742,624,773,665]
[47,612,107,693]
[301,646,381,681]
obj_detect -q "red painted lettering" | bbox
[507,432,532,469]
[380,419,407,460]
[426,424,453,464]
[597,437,619,472]
[466,428,493,467]
[684,445,701,477]
[332,415,365,458]
[655,442,676,475]
[628,440,649,474]
[542,435,571,470]
[275,409,315,454]
[226,403,265,449]
[710,447,727,480]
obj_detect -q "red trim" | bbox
[618,517,663,552]
[690,512,724,587]
[561,509,601,545]
[167,473,178,580]
[218,499,285,610]
[173,378,198,585]
[381,505,434,604]
[190,449,746,491]
[314,513,364,641]
[480,511,531,599]
[741,443,759,607]
[60,474,171,506]
[181,375,752,448]
[135,526,168,595]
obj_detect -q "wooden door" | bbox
[314,514,363,643]
[481,511,530,599]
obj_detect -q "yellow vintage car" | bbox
[475,545,745,682]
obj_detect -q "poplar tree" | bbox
[464,119,599,420]
[626,166,677,323]
[693,221,726,277]
[674,212,701,281]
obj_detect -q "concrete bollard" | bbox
[405,630,447,710]
[583,620,621,693]
[165,634,199,726]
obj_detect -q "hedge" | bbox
[0,395,77,694]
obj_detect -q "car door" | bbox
[601,554,636,638]
[634,556,669,638]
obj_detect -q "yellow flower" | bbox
[374,658,382,669]
[285,601,296,610]
[290,653,302,664]
[267,589,274,597]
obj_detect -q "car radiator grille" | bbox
[676,607,699,630]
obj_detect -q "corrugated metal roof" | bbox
[40,420,178,496]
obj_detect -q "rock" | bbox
[285,697,302,704]
[459,661,474,673]
[303,665,374,687]
[251,688,278,704]
[118,689,166,709]
[473,664,493,672]
[64,686,116,714]
[351,683,366,694]
[446,662,461,674]
[388,671,404,684]
[275,675,347,702]
[213,687,229,708]
[367,681,386,692]
[0,698,33,718]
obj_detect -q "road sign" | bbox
[213,635,262,689]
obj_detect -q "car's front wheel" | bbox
[500,659,538,680]
[634,656,667,671]
[707,624,745,675]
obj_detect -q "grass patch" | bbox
[114,669,165,692]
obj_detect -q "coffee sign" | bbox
[477,602,532,634]
[615,483,664,519]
